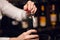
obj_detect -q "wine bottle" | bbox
[33,17,38,28]
[40,5,46,27]
[40,13,46,27]
[41,5,45,12]
[52,4,55,11]
[40,16,46,27]
[50,12,57,28]
[50,4,57,29]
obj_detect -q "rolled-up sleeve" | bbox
[0,37,9,40]
[0,0,27,21]
[0,10,2,20]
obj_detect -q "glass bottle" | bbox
[50,12,57,28]
[40,13,46,27]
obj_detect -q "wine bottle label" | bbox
[33,17,38,28]
[40,16,46,27]
[50,13,57,22]
[50,13,57,27]
[52,4,55,11]
[22,21,28,29]
[41,5,45,11]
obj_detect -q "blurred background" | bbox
[0,0,60,40]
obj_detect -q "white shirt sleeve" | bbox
[0,10,2,20]
[0,0,27,21]
[0,37,10,40]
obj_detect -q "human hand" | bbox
[10,29,39,40]
[23,1,37,15]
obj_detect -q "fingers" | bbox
[31,5,37,14]
[23,1,31,11]
[30,37,39,40]
[27,1,31,11]
[17,29,39,40]
[25,29,37,35]
[23,1,37,14]
[25,38,39,40]
[30,2,34,11]
[25,35,39,39]
[24,4,28,11]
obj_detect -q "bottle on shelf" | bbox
[50,4,57,29]
[40,13,46,27]
[52,4,55,11]
[40,5,46,27]
[41,5,45,12]
[50,12,57,28]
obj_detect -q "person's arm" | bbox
[0,0,27,21]
[0,30,39,40]
[0,10,2,20]
[0,0,37,21]
[0,37,17,40]
[0,37,9,40]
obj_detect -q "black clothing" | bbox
[1,0,39,37]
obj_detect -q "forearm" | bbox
[9,37,17,40]
[0,37,9,40]
[0,0,27,21]
[0,37,17,40]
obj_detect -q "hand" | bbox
[10,29,39,40]
[23,1,37,15]
[30,37,39,40]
